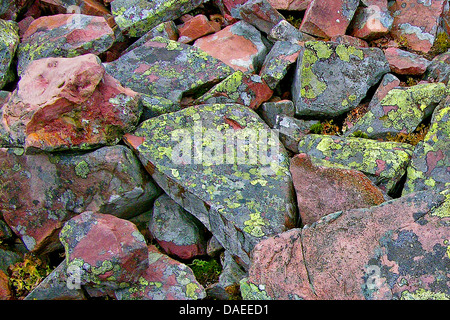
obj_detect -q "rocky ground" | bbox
[0,0,449,300]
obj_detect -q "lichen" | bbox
[74,160,90,179]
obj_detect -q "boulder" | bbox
[384,47,431,75]
[0,19,19,89]
[123,103,297,269]
[424,50,450,84]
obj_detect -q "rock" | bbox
[59,211,149,290]
[207,236,224,257]
[260,40,303,90]
[290,153,386,226]
[297,134,414,195]
[193,21,268,73]
[389,0,448,53]
[24,262,86,300]
[299,0,360,38]
[0,19,19,89]
[0,220,13,240]
[111,0,205,38]
[17,14,114,76]
[349,4,393,40]
[149,194,207,260]
[243,189,450,300]
[292,40,390,117]
[344,82,448,139]
[178,14,221,44]
[0,54,142,152]
[0,145,159,253]
[274,115,318,153]
[194,71,273,110]
[424,50,450,84]
[0,248,22,274]
[123,21,179,54]
[0,270,11,300]
[105,36,233,104]
[238,0,285,35]
[268,0,311,11]
[215,0,250,19]
[0,0,19,20]
[258,100,295,128]
[384,47,431,75]
[268,19,315,44]
[403,97,450,195]
[123,103,297,269]
[114,245,206,300]
[330,34,370,47]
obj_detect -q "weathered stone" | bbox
[424,50,450,84]
[105,37,233,104]
[344,82,447,139]
[297,134,414,195]
[299,0,360,38]
[0,270,11,300]
[0,54,142,152]
[111,0,205,38]
[290,153,386,226]
[39,0,113,25]
[17,14,114,75]
[214,0,249,19]
[274,115,318,153]
[178,14,221,44]
[0,248,21,274]
[384,47,431,75]
[403,97,450,195]
[389,0,448,53]
[268,0,311,11]
[194,21,268,73]
[349,4,393,40]
[239,0,285,35]
[123,103,297,269]
[258,100,295,128]
[260,40,303,90]
[330,34,370,47]
[0,19,19,89]
[0,145,159,253]
[59,211,149,290]
[268,19,315,43]
[149,194,207,260]
[114,245,206,300]
[243,189,450,300]
[292,40,390,117]
[194,71,273,110]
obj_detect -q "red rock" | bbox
[268,0,311,11]
[349,4,393,40]
[194,21,268,73]
[215,0,249,19]
[389,0,448,53]
[299,0,360,38]
[290,153,386,226]
[0,270,12,300]
[178,14,221,44]
[1,54,142,152]
[384,47,431,75]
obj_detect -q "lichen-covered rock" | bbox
[243,189,450,300]
[297,134,414,195]
[123,103,297,268]
[290,153,386,226]
[384,47,431,75]
[59,212,149,290]
[292,41,390,117]
[194,71,273,110]
[17,14,114,76]
[258,100,295,129]
[194,21,268,73]
[349,4,393,40]
[424,50,450,84]
[344,82,448,140]
[274,115,318,153]
[105,37,233,104]
[0,145,159,253]
[111,0,205,38]
[114,245,206,300]
[0,19,19,89]
[39,0,114,24]
[299,0,360,38]
[238,0,285,34]
[149,194,207,260]
[0,54,142,152]
[403,97,450,195]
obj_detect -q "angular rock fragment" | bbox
[0,54,142,152]
[268,19,315,43]
[243,189,450,300]
[17,14,114,75]
[0,19,19,89]
[105,37,233,104]
[268,0,311,11]
[424,50,450,84]
[59,212,149,290]
[194,21,268,73]
[39,0,114,24]
[349,4,393,40]
[0,145,159,253]
[115,245,206,300]
[384,47,431,75]
[124,103,297,268]
[297,134,414,195]
[274,115,318,153]
[239,0,285,34]
[292,41,390,117]
[344,82,447,139]
[258,100,295,128]
[178,14,221,44]
[290,153,386,225]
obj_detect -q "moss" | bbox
[188,258,221,287]
[239,278,272,300]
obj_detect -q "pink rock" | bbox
[268,0,311,11]
[349,4,393,40]
[194,21,268,73]
[384,47,431,75]
[178,14,221,44]
[389,0,448,53]
[290,153,386,226]
[1,54,142,152]
[299,0,360,38]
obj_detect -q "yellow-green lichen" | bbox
[74,160,90,179]
[401,288,450,300]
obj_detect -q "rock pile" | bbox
[0,0,449,300]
